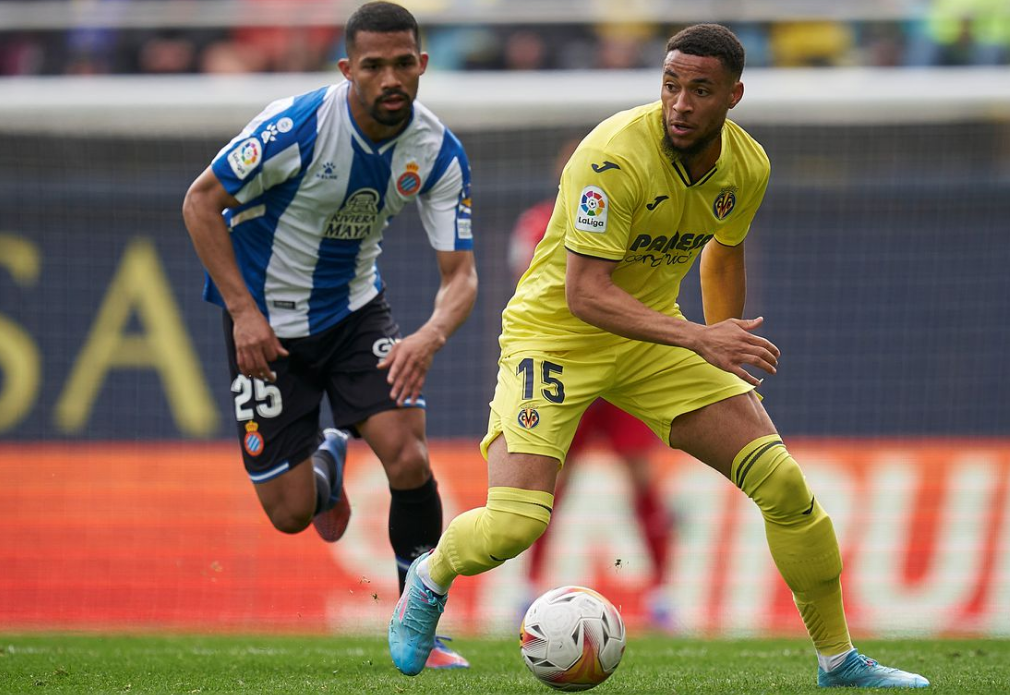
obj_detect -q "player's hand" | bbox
[377,328,443,406]
[694,317,779,387]
[231,307,288,383]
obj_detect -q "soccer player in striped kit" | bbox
[184,2,474,669]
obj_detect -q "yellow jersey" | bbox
[501,102,770,352]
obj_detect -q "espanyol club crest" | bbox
[244,421,264,457]
[713,188,737,220]
[518,407,540,429]
[396,162,422,196]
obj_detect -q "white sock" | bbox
[818,647,856,672]
[416,555,451,595]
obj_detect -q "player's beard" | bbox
[369,89,413,127]
[662,121,723,166]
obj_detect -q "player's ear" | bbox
[418,51,429,75]
[337,57,353,81]
[729,81,743,109]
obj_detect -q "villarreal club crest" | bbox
[518,407,540,430]
[712,187,736,220]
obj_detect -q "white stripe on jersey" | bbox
[229,205,265,228]
[348,235,382,312]
[417,157,466,251]
[264,93,352,338]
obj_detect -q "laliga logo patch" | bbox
[228,138,261,180]
[396,162,422,196]
[713,188,737,220]
[244,421,264,457]
[574,186,608,233]
[517,407,540,429]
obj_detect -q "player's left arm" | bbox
[700,240,746,324]
[379,249,477,406]
[701,154,770,325]
[381,132,478,405]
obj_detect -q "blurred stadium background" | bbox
[1,0,1008,641]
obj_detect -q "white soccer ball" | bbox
[519,585,627,691]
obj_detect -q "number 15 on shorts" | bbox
[516,358,566,404]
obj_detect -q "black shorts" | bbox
[223,294,422,482]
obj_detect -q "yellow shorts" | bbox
[480,340,754,464]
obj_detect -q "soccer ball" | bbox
[519,585,626,691]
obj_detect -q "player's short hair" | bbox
[345,2,420,53]
[666,24,745,79]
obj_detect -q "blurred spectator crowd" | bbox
[1,0,1008,76]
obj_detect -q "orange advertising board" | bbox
[1,440,1007,637]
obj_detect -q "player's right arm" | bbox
[561,141,777,385]
[182,168,287,382]
[565,252,776,386]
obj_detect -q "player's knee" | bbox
[264,501,314,534]
[381,439,432,489]
[747,455,815,524]
[483,507,549,560]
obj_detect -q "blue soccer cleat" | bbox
[424,635,469,670]
[312,428,351,542]
[389,551,447,676]
[818,651,930,688]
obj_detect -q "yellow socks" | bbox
[424,439,851,658]
[733,435,853,657]
[428,486,554,589]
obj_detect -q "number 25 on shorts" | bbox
[516,358,566,404]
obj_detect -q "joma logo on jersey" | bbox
[324,188,380,240]
[713,188,737,220]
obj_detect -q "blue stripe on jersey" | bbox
[420,127,469,196]
[306,134,396,333]
[204,88,327,312]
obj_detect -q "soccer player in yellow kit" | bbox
[390,23,929,688]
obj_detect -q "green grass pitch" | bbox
[1,634,1007,694]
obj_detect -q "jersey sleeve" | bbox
[211,87,327,204]
[417,128,473,252]
[561,145,641,261]
[714,159,770,247]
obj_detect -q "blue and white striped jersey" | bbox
[205,80,473,338]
